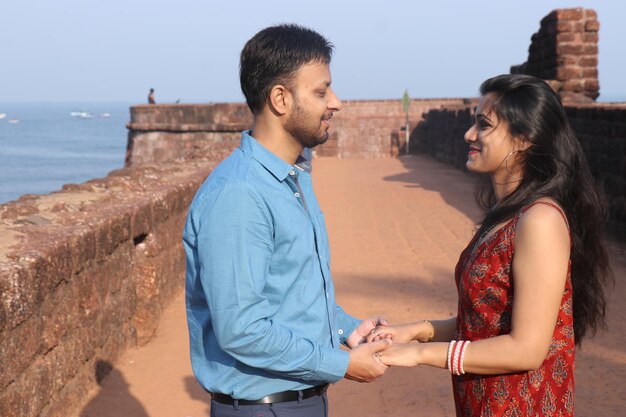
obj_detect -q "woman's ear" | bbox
[514,136,532,152]
[519,139,532,152]
[268,84,291,116]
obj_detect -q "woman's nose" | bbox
[464,125,477,143]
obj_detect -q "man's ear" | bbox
[268,84,291,116]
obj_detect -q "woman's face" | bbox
[464,94,526,182]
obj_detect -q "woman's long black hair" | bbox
[474,74,612,345]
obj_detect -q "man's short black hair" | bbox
[239,24,334,114]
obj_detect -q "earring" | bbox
[503,149,523,181]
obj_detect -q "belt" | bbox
[210,384,329,405]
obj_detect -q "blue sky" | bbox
[2,1,624,103]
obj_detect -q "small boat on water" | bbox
[0,113,6,119]
[70,111,94,119]
[99,112,111,118]
[8,119,20,124]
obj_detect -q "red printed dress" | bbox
[453,201,575,417]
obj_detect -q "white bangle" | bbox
[447,341,456,373]
[452,340,464,375]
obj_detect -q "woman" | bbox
[369,74,612,416]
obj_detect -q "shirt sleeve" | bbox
[335,305,361,345]
[191,182,349,382]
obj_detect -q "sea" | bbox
[0,103,132,205]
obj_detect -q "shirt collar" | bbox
[240,130,311,181]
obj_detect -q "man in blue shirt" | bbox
[183,24,392,416]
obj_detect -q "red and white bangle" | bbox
[454,341,464,375]
[448,340,471,375]
[459,340,470,375]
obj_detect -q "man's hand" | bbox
[346,316,388,348]
[344,339,392,382]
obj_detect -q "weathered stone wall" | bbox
[0,161,215,417]
[126,103,252,168]
[126,99,472,164]
[413,103,626,235]
[323,98,471,158]
[511,8,600,103]
[566,104,626,234]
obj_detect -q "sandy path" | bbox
[75,156,626,417]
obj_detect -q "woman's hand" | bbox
[367,321,430,343]
[377,342,422,367]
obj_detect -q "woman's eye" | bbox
[478,120,490,130]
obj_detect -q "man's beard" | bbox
[284,98,330,149]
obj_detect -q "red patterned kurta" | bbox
[453,202,575,417]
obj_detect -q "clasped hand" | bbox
[362,322,425,367]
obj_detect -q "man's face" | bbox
[284,62,342,148]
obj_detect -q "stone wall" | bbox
[566,104,626,234]
[126,99,472,164]
[413,103,626,235]
[511,8,600,103]
[0,161,215,417]
[321,98,471,158]
[126,103,252,168]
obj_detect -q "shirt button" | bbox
[289,170,296,176]
[294,192,300,198]
[338,329,344,335]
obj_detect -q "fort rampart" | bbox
[0,162,215,416]
[0,7,624,417]
[125,98,472,165]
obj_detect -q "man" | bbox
[183,24,391,416]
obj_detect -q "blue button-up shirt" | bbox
[183,131,360,400]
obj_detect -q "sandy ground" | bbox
[75,156,626,417]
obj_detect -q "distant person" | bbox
[148,88,155,104]
[369,74,613,416]
[183,24,392,417]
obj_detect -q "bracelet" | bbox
[448,340,471,375]
[452,340,465,375]
[459,341,471,375]
[447,341,456,373]
[423,320,435,342]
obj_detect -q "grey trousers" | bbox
[210,392,328,417]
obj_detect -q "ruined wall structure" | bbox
[511,8,600,103]
[126,98,472,163]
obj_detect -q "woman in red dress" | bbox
[369,74,612,416]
